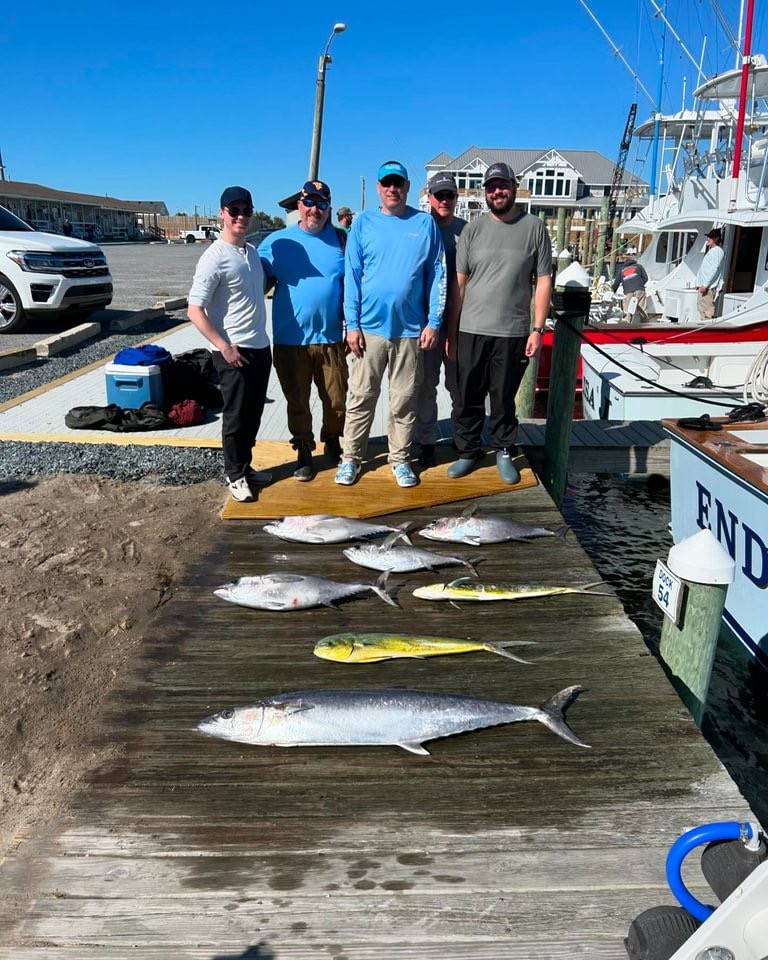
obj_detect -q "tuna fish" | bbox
[197,685,590,753]
[263,514,412,545]
[419,505,568,546]
[413,577,611,602]
[214,572,398,611]
[314,632,534,664]
[343,532,479,575]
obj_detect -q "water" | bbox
[562,472,768,829]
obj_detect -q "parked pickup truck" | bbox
[0,204,113,334]
[179,225,220,243]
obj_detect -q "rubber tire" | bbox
[0,275,27,333]
[185,235,196,243]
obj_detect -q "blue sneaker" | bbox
[392,463,418,488]
[334,460,361,486]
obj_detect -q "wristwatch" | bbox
[533,327,546,334]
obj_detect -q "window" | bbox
[532,168,572,198]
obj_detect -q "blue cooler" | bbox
[105,362,164,409]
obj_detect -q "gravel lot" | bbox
[1,242,229,485]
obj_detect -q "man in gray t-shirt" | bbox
[415,172,467,468]
[446,162,552,484]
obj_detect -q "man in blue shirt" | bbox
[258,180,347,481]
[335,160,446,488]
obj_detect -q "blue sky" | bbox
[2,0,767,219]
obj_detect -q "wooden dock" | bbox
[0,480,751,959]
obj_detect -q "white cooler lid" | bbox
[105,363,162,375]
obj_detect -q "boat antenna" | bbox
[649,1,706,86]
[576,0,655,107]
[710,0,742,62]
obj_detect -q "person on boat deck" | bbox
[695,228,725,320]
[612,256,648,322]
[445,162,552,486]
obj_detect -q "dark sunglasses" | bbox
[300,198,330,210]
[434,191,457,201]
[380,176,405,187]
[226,205,254,217]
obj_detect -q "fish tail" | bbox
[579,580,614,597]
[396,521,414,546]
[537,685,591,748]
[555,525,571,541]
[485,642,532,664]
[465,556,484,577]
[372,571,400,608]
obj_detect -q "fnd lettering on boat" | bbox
[695,481,768,588]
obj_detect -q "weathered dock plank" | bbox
[0,483,752,958]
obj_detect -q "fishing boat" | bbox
[539,14,768,404]
[663,416,768,668]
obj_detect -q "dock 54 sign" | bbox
[652,560,685,624]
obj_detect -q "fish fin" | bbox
[372,571,400,607]
[304,535,327,544]
[266,573,306,583]
[465,557,484,577]
[461,537,482,547]
[446,576,471,587]
[379,530,403,550]
[460,504,478,519]
[555,525,571,542]
[538,685,591,748]
[399,741,431,755]
[449,600,463,611]
[485,642,532,664]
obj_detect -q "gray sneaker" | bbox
[496,449,520,485]
[245,467,273,486]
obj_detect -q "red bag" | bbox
[167,399,205,426]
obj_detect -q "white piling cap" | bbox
[557,248,573,263]
[555,261,590,288]
[667,528,736,585]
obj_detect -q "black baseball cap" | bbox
[483,162,516,185]
[220,186,253,208]
[428,172,458,194]
[301,180,332,200]
[706,228,722,241]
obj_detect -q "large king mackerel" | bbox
[197,686,590,754]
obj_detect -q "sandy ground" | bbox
[0,474,223,857]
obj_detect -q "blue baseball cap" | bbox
[377,160,408,181]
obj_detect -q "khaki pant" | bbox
[697,288,718,320]
[622,290,647,321]
[342,333,423,465]
[273,343,348,450]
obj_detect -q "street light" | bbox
[308,22,347,181]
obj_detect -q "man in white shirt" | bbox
[695,228,725,320]
[187,186,272,502]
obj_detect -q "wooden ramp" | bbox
[0,484,753,959]
[225,442,538,519]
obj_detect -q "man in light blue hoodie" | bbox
[335,160,446,489]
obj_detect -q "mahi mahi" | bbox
[214,572,398,611]
[197,685,590,753]
[313,632,535,664]
[343,531,479,575]
[264,514,412,545]
[413,577,611,602]
[419,505,568,546]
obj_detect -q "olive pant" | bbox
[273,342,348,451]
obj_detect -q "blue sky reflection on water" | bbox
[563,472,767,828]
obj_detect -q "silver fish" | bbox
[197,685,590,754]
[419,505,568,546]
[214,572,398,611]
[264,514,412,545]
[343,536,479,575]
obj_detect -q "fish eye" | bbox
[220,709,234,720]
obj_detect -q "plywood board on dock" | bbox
[224,442,537,519]
[0,484,753,959]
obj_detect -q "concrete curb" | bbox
[155,296,187,312]
[109,307,165,332]
[35,322,102,358]
[0,346,38,371]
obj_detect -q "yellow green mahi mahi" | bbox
[313,632,534,664]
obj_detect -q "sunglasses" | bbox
[380,177,405,188]
[434,191,457,201]
[301,198,330,210]
[485,182,513,192]
[226,205,254,218]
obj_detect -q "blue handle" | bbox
[666,821,754,921]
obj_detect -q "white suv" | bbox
[0,204,113,333]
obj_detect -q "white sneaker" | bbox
[392,463,418,488]
[227,476,254,502]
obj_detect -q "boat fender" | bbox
[676,414,723,431]
[700,830,767,902]
[726,401,766,422]
[624,905,700,960]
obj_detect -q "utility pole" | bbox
[0,147,6,181]
[360,176,365,211]
[308,23,347,181]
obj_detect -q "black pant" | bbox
[212,346,272,480]
[453,332,528,457]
